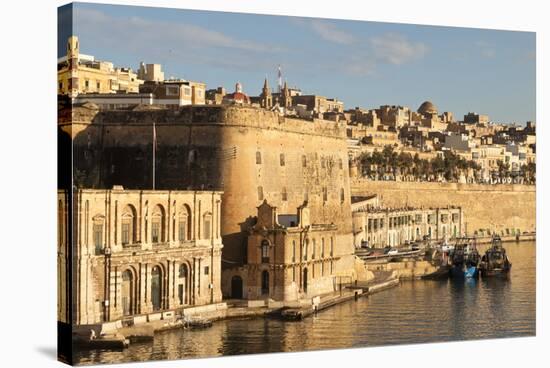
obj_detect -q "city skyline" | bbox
[59,2,535,124]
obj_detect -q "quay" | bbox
[73,269,401,349]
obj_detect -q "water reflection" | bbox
[75,242,535,365]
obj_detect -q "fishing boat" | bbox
[480,235,512,277]
[449,237,480,278]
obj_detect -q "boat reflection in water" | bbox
[480,235,512,278]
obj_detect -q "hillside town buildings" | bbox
[58,36,142,97]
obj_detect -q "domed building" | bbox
[417,100,438,115]
[223,82,251,105]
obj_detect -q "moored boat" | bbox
[449,237,480,278]
[480,235,512,277]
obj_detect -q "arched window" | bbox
[121,205,137,246]
[151,205,166,243]
[292,240,296,263]
[178,264,189,305]
[178,205,192,241]
[302,155,307,168]
[280,153,285,166]
[121,270,134,316]
[151,266,162,311]
[256,151,262,165]
[261,239,270,263]
[339,158,343,170]
[321,238,325,258]
[312,238,316,259]
[303,239,308,261]
[340,188,345,203]
[330,237,334,257]
[323,187,328,202]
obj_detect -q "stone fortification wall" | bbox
[351,180,536,235]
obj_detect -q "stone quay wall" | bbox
[351,180,536,236]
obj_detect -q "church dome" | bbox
[417,101,437,115]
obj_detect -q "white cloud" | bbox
[370,33,428,65]
[73,7,284,54]
[308,20,356,45]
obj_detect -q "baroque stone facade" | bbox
[58,189,223,326]
[222,201,341,301]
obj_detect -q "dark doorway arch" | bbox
[231,275,243,299]
[303,268,308,293]
[261,270,269,295]
[121,270,134,316]
[151,266,162,311]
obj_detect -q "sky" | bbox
[59,2,536,124]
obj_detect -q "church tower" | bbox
[260,77,273,109]
[282,80,292,109]
[67,35,80,97]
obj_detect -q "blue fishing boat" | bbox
[449,237,480,278]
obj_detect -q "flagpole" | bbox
[153,121,156,190]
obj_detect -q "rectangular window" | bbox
[330,237,334,257]
[166,85,179,96]
[96,81,100,90]
[280,153,285,166]
[323,187,328,202]
[121,222,130,245]
[204,218,211,239]
[204,266,209,275]
[184,87,191,96]
[292,240,296,263]
[58,81,63,91]
[258,186,264,201]
[152,221,160,243]
[256,151,262,164]
[178,220,187,241]
[93,224,103,253]
[85,80,89,88]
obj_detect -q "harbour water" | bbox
[75,241,535,365]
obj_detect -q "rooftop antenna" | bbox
[277,64,282,93]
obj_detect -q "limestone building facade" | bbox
[222,201,340,301]
[352,204,463,248]
[58,188,223,326]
